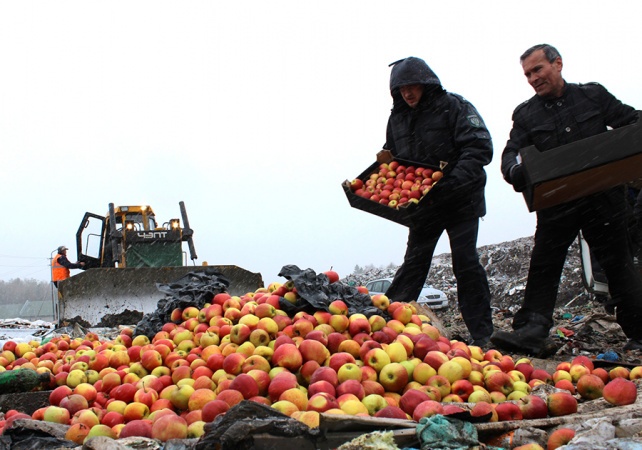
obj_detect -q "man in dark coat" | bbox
[493,44,642,355]
[382,57,494,346]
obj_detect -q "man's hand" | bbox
[377,150,393,164]
[509,164,527,192]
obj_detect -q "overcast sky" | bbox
[1,1,641,286]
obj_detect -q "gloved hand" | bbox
[509,164,527,192]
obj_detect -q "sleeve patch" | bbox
[467,115,482,127]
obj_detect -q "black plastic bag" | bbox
[1,425,76,450]
[133,269,230,339]
[278,265,389,320]
[195,401,320,450]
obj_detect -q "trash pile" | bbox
[344,235,641,366]
[343,236,587,312]
[0,319,55,348]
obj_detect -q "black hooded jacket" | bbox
[384,57,493,222]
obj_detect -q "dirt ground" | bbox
[344,236,642,366]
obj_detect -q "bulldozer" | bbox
[55,201,263,327]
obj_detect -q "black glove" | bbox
[509,164,527,192]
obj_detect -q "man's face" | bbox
[521,49,564,98]
[400,84,424,108]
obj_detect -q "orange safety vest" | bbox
[51,254,70,282]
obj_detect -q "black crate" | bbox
[342,157,440,227]
[520,111,642,211]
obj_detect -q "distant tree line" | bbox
[0,278,51,305]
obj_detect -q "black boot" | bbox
[490,313,557,357]
[470,336,491,350]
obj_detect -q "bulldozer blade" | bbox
[57,266,263,327]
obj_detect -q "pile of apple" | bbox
[0,272,639,447]
[350,161,443,209]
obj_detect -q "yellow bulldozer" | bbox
[56,201,263,326]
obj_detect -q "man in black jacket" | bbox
[382,57,494,346]
[493,44,642,355]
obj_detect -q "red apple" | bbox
[119,419,153,439]
[362,380,385,397]
[547,428,575,450]
[530,369,553,384]
[336,379,365,400]
[602,377,637,406]
[379,362,409,393]
[49,385,73,406]
[554,379,576,394]
[485,371,514,396]
[412,400,444,422]
[308,380,336,398]
[374,405,407,419]
[576,374,604,400]
[426,375,451,399]
[398,389,431,416]
[609,366,631,380]
[323,270,340,284]
[151,414,188,440]
[591,367,610,385]
[546,392,578,417]
[518,394,548,420]
[571,355,594,371]
[272,343,303,372]
[328,352,356,373]
[450,379,474,401]
[201,400,230,422]
[307,392,339,413]
[495,402,523,421]
[267,372,299,402]
[298,339,330,366]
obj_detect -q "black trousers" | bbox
[514,190,642,339]
[385,217,494,340]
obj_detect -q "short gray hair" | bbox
[520,44,561,63]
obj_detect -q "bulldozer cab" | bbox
[76,202,197,269]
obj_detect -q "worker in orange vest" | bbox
[51,246,84,287]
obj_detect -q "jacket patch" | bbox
[467,115,482,127]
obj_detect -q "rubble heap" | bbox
[345,235,641,365]
[344,236,588,311]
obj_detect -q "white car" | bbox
[364,278,449,310]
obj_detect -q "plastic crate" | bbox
[520,111,642,211]
[342,155,441,227]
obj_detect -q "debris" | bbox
[564,417,616,449]
[0,318,54,345]
[347,235,641,365]
[597,351,620,362]
[0,418,75,449]
[194,401,320,450]
[133,270,230,339]
[336,430,400,450]
[557,327,575,338]
[415,414,481,449]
